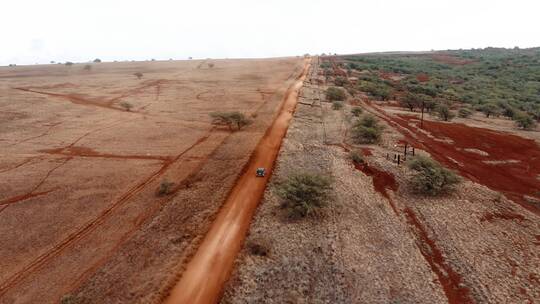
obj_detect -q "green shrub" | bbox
[326,87,346,101]
[120,101,133,111]
[351,114,384,144]
[513,112,537,130]
[277,173,332,218]
[210,111,252,130]
[350,151,364,164]
[435,104,455,121]
[332,101,343,110]
[334,76,347,86]
[351,107,363,117]
[407,155,460,196]
[458,108,473,118]
[156,179,175,196]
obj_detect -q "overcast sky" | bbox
[2,0,539,65]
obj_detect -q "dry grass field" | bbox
[0,58,305,303]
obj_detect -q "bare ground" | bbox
[222,59,540,304]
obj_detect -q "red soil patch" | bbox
[361,147,373,156]
[404,208,474,304]
[480,211,526,223]
[416,73,430,82]
[353,162,397,200]
[367,104,540,215]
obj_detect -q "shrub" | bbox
[247,238,270,256]
[208,63,215,68]
[65,62,74,66]
[209,111,251,130]
[334,76,347,87]
[156,179,174,196]
[134,72,143,79]
[351,107,363,117]
[277,173,332,218]
[513,112,537,130]
[435,104,455,121]
[326,87,346,101]
[332,101,343,110]
[407,155,460,196]
[351,114,384,144]
[83,64,92,71]
[350,151,364,164]
[481,103,501,118]
[120,101,133,111]
[458,108,473,118]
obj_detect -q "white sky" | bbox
[1,0,539,65]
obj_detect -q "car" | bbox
[256,167,266,177]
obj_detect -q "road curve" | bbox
[164,58,311,304]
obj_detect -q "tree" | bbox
[400,93,422,112]
[120,101,133,111]
[334,76,347,87]
[65,62,74,66]
[458,108,473,118]
[93,58,102,63]
[326,87,346,101]
[332,101,343,110]
[435,104,455,121]
[408,155,460,196]
[209,111,251,130]
[277,173,332,218]
[351,107,363,117]
[134,72,143,79]
[513,112,537,130]
[351,114,384,144]
[481,103,501,118]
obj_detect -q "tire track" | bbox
[0,129,215,297]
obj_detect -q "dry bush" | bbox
[351,106,363,117]
[277,173,332,218]
[83,65,92,71]
[209,111,251,130]
[120,101,133,112]
[246,237,271,256]
[156,179,175,197]
[134,72,143,79]
[351,114,384,144]
[326,87,346,101]
[350,151,364,164]
[407,155,460,196]
[332,101,343,110]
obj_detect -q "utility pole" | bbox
[420,100,425,129]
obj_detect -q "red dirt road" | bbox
[164,59,311,304]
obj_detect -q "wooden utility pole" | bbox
[420,100,425,128]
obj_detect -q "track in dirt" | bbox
[363,102,540,216]
[164,59,311,304]
[0,129,214,297]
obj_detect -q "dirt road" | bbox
[164,59,311,304]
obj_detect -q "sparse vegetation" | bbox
[156,179,175,196]
[209,111,251,130]
[247,238,270,256]
[458,107,473,118]
[134,72,143,79]
[513,112,537,130]
[120,101,133,112]
[277,173,332,218]
[407,155,460,196]
[350,151,364,164]
[326,87,346,101]
[351,114,384,144]
[351,106,363,117]
[332,101,343,110]
[435,104,455,121]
